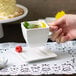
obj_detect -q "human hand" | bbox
[49,14,76,43]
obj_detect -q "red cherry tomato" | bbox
[15,46,22,53]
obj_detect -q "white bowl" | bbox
[21,20,49,47]
[0,56,8,69]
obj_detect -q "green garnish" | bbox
[23,21,29,29]
[23,21,41,29]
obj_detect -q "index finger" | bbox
[49,16,66,32]
[49,16,65,26]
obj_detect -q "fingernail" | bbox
[59,28,62,31]
[50,26,58,31]
[48,22,54,25]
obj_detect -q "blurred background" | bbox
[1,0,76,42]
[17,0,76,21]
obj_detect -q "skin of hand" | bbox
[49,14,76,43]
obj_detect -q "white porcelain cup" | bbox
[21,20,49,47]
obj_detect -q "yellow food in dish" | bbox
[55,11,66,19]
[41,22,47,28]
[0,0,24,20]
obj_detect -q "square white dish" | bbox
[13,46,57,62]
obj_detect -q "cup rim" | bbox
[21,20,49,30]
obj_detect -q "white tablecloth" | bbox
[0,41,76,75]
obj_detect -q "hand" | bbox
[49,14,76,43]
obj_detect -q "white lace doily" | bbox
[0,41,76,75]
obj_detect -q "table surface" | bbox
[0,41,76,75]
[0,22,76,76]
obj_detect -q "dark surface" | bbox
[0,23,25,43]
